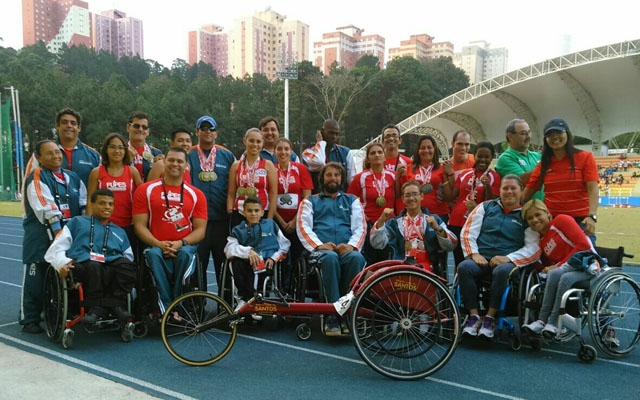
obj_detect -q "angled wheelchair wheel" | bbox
[43,266,67,343]
[588,273,640,357]
[160,292,237,366]
[350,269,460,380]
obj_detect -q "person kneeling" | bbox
[224,197,290,316]
[45,189,137,324]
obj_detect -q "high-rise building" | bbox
[453,41,508,85]
[22,0,91,53]
[227,9,309,80]
[92,10,143,59]
[313,25,385,74]
[387,34,454,63]
[188,24,228,76]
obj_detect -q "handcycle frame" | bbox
[160,259,461,380]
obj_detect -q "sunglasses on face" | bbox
[129,123,149,130]
[198,126,216,132]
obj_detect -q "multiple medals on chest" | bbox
[131,142,154,164]
[197,145,218,182]
[237,158,259,197]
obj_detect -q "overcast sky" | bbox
[2,0,638,71]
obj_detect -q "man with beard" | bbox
[296,162,366,335]
[495,118,544,200]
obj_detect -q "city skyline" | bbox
[2,0,639,72]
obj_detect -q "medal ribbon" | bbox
[129,141,152,164]
[418,164,433,184]
[469,170,490,201]
[278,163,291,194]
[403,213,424,241]
[197,145,217,172]
[372,171,386,199]
[240,158,259,188]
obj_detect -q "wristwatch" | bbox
[181,239,189,246]
[588,214,597,222]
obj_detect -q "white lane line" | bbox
[238,333,526,399]
[541,347,640,368]
[0,280,21,288]
[0,256,21,262]
[0,332,198,400]
[0,243,21,247]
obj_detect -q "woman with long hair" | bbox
[443,141,501,267]
[227,128,278,229]
[347,142,396,265]
[86,133,143,252]
[523,118,599,241]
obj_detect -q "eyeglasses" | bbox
[403,192,421,198]
[512,130,531,136]
[129,123,149,130]
[544,130,565,138]
[383,134,399,139]
[108,145,127,151]
[198,126,216,132]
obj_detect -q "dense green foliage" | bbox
[0,43,470,156]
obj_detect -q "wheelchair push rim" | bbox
[350,268,460,380]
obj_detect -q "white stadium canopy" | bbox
[364,39,640,155]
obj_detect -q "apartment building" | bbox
[313,25,385,75]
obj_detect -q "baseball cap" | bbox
[196,116,217,130]
[543,118,569,135]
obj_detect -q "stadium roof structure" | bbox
[365,39,640,155]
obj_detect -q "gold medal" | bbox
[209,171,217,181]
[199,171,209,182]
[420,183,433,194]
[465,200,477,211]
[375,196,386,207]
[237,187,246,197]
[247,187,258,197]
[142,150,153,163]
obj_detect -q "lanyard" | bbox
[89,216,110,255]
[240,158,259,188]
[161,180,184,210]
[278,163,291,193]
[197,145,217,172]
[50,169,70,206]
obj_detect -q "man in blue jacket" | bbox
[297,162,366,335]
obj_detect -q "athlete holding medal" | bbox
[347,143,396,265]
[443,141,500,267]
[227,128,278,230]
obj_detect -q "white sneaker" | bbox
[234,299,246,313]
[542,323,557,339]
[462,314,481,337]
[522,320,545,335]
[478,316,495,339]
[602,325,620,347]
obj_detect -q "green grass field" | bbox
[1,201,638,256]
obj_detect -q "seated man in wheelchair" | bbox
[133,147,207,313]
[458,174,541,339]
[297,162,367,336]
[520,200,614,343]
[44,189,137,323]
[370,180,457,276]
[224,196,290,309]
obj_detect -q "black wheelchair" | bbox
[43,266,135,349]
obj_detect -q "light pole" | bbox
[4,86,23,194]
[277,53,298,139]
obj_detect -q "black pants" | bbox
[197,218,230,291]
[73,258,137,308]
[231,259,267,301]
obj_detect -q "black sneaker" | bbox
[22,322,44,334]
[111,307,133,321]
[83,306,107,324]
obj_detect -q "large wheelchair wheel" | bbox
[43,266,67,343]
[350,269,460,380]
[160,291,237,366]
[588,273,640,357]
